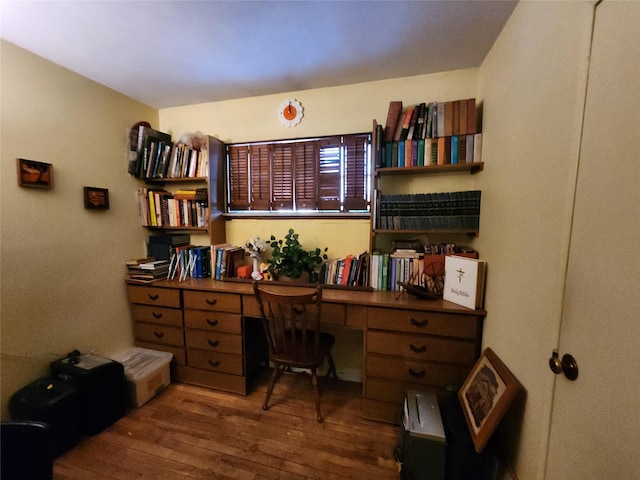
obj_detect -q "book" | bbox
[399,107,414,141]
[444,101,454,137]
[383,101,403,143]
[467,98,477,134]
[443,255,486,309]
[473,133,483,163]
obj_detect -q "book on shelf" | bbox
[443,255,487,309]
[384,101,403,143]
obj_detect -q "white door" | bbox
[545,2,640,479]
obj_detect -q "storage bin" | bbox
[112,347,173,407]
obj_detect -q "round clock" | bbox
[278,99,303,127]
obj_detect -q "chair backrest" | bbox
[252,282,323,365]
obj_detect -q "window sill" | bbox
[224,212,370,220]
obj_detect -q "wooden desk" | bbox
[126,279,486,423]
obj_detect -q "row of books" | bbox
[377,133,482,169]
[383,98,478,144]
[211,243,246,281]
[319,252,369,287]
[128,124,209,180]
[137,187,208,228]
[375,190,481,231]
[369,250,480,292]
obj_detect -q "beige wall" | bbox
[476,2,595,479]
[0,41,157,417]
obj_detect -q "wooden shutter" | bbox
[317,137,341,211]
[294,141,318,210]
[250,144,271,210]
[271,144,294,210]
[343,134,370,211]
[227,145,249,210]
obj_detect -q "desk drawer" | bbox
[127,286,180,308]
[184,310,242,334]
[187,349,243,375]
[130,304,183,327]
[183,291,241,313]
[366,331,476,366]
[134,322,184,347]
[367,307,478,339]
[185,330,242,355]
[366,354,469,387]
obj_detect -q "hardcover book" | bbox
[443,255,486,309]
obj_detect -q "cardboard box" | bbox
[112,347,172,408]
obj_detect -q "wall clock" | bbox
[278,99,303,127]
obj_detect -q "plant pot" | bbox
[276,273,310,284]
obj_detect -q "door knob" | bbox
[549,351,579,381]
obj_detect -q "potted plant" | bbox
[266,228,328,282]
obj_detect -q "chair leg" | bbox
[311,368,323,422]
[263,364,285,411]
[327,352,339,381]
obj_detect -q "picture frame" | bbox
[458,347,522,453]
[17,158,54,188]
[84,187,110,210]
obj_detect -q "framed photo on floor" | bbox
[458,347,522,453]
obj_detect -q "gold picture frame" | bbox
[17,158,53,188]
[458,347,522,453]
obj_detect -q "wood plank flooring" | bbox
[53,372,401,480]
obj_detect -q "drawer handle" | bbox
[206,319,219,327]
[209,360,220,368]
[205,298,218,306]
[408,368,426,378]
[409,344,427,354]
[208,339,220,347]
[152,312,163,319]
[410,318,429,328]
[153,331,164,339]
[148,294,159,301]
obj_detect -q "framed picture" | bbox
[17,158,53,188]
[84,187,110,210]
[458,347,522,453]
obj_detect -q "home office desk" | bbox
[126,279,486,424]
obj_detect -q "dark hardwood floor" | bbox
[53,372,401,480]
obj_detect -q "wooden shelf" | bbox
[373,228,479,236]
[144,177,208,184]
[375,162,484,176]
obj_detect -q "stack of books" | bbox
[125,258,170,283]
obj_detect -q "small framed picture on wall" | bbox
[17,158,54,188]
[84,187,110,210]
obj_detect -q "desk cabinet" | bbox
[363,306,483,424]
[127,280,484,423]
[127,285,186,365]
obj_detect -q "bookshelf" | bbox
[369,99,484,290]
[130,129,226,246]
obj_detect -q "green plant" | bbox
[266,228,328,281]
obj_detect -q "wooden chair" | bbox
[252,282,338,422]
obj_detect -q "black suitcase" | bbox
[8,377,81,457]
[50,350,127,436]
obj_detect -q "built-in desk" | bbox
[126,279,486,423]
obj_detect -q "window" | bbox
[226,133,371,215]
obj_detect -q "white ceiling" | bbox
[0,0,517,109]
